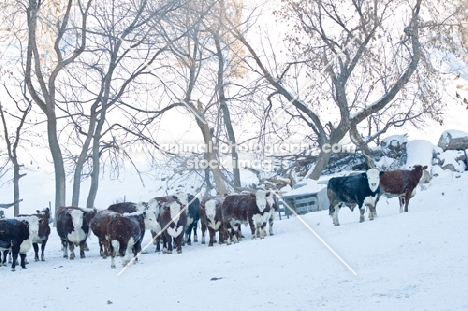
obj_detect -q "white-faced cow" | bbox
[327,168,383,226]
[17,208,51,262]
[0,216,39,271]
[222,190,271,243]
[56,206,96,259]
[200,196,225,247]
[158,197,187,254]
[106,211,159,269]
[377,165,428,213]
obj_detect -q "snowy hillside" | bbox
[1,167,467,310]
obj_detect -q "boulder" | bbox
[380,134,408,158]
[438,130,468,151]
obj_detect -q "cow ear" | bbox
[423,165,428,169]
[266,192,271,197]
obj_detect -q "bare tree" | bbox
[0,93,30,216]
[24,0,92,214]
[229,0,443,179]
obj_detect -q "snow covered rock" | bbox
[380,134,408,158]
[438,130,468,151]
[437,150,467,172]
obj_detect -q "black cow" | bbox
[0,216,40,271]
[175,192,200,245]
[327,168,383,226]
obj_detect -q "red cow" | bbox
[200,196,225,246]
[377,165,428,213]
[222,190,271,243]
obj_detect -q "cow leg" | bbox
[33,243,40,262]
[193,224,198,242]
[20,254,27,269]
[62,240,69,258]
[184,226,191,246]
[269,214,275,236]
[359,208,365,223]
[11,246,20,271]
[218,226,225,244]
[330,204,340,226]
[79,240,86,258]
[404,192,411,212]
[151,230,161,252]
[41,240,47,261]
[201,223,206,244]
[176,235,183,254]
[162,233,172,254]
[68,242,75,260]
[110,240,118,269]
[208,227,215,247]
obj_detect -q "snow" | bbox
[282,179,327,197]
[440,129,468,140]
[405,140,441,169]
[1,168,467,310]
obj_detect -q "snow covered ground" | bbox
[1,167,467,310]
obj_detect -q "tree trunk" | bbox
[349,123,376,169]
[46,116,66,216]
[214,35,241,187]
[197,120,228,196]
[86,114,105,210]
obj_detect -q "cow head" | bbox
[146,198,160,213]
[37,214,50,240]
[173,192,189,205]
[205,199,217,222]
[142,211,160,231]
[169,201,182,223]
[366,168,382,192]
[70,209,84,229]
[255,190,270,212]
[27,215,40,240]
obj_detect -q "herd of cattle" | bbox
[0,164,429,271]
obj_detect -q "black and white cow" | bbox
[106,211,159,269]
[56,206,96,259]
[0,216,40,271]
[327,168,383,226]
[265,193,279,236]
[168,192,199,245]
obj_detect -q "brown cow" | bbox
[150,196,184,252]
[106,211,158,268]
[90,210,121,258]
[200,196,225,247]
[377,165,428,213]
[222,190,271,243]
